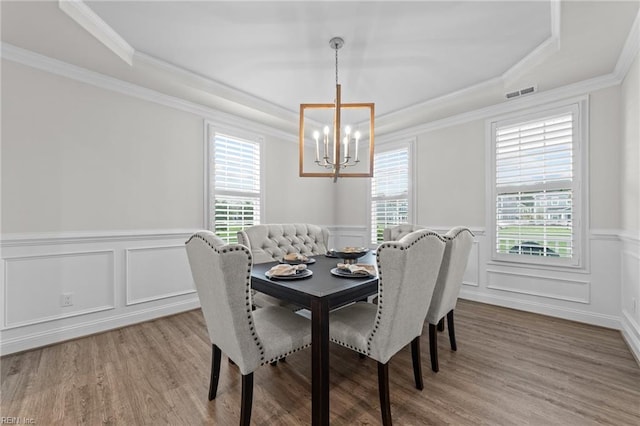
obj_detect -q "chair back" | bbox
[185,231,263,375]
[426,227,474,324]
[383,224,425,242]
[369,229,446,363]
[237,223,330,263]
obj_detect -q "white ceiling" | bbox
[1,1,639,135]
[87,0,552,117]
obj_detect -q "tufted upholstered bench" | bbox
[237,223,330,309]
[238,223,330,264]
[383,224,426,242]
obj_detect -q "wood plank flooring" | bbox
[2,300,639,425]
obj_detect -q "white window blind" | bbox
[371,147,410,244]
[494,111,575,260]
[213,134,261,243]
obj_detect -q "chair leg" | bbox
[437,318,445,332]
[410,336,424,390]
[209,344,222,401]
[429,323,439,373]
[377,362,393,426]
[447,310,457,351]
[240,373,254,426]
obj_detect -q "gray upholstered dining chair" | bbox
[185,231,312,426]
[382,223,425,242]
[238,223,330,309]
[329,229,446,426]
[426,226,474,372]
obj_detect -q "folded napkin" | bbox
[283,253,309,262]
[337,263,376,276]
[267,263,307,277]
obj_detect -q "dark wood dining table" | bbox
[250,252,378,426]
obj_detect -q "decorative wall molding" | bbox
[462,240,480,287]
[590,229,624,241]
[0,229,197,247]
[124,245,195,306]
[501,0,561,87]
[459,289,621,330]
[614,9,640,81]
[3,250,116,328]
[58,0,134,65]
[0,230,199,355]
[376,72,621,144]
[620,231,640,244]
[620,235,640,364]
[0,227,635,357]
[621,310,640,365]
[1,36,632,149]
[0,298,199,356]
[486,269,590,304]
[0,43,299,144]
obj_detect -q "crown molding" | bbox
[614,8,640,81]
[58,0,134,66]
[0,43,298,144]
[376,71,620,144]
[501,0,561,87]
[59,0,298,127]
[134,51,299,126]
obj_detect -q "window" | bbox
[489,100,586,266]
[210,132,262,243]
[370,143,413,244]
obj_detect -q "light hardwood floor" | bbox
[2,300,639,425]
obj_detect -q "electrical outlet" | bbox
[61,293,73,307]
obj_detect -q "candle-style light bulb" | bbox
[313,130,320,162]
[344,126,352,161]
[354,130,361,162]
[323,126,330,160]
[343,136,349,161]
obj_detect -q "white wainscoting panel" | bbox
[125,245,195,305]
[620,233,640,363]
[486,269,590,304]
[0,230,200,355]
[462,240,480,287]
[3,250,115,328]
[329,227,630,340]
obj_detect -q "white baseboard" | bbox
[459,289,622,330]
[621,310,640,365]
[0,297,200,355]
[1,229,199,356]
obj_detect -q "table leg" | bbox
[311,298,329,426]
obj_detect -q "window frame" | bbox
[486,97,589,269]
[204,121,265,243]
[367,138,416,246]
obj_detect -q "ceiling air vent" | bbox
[505,85,537,100]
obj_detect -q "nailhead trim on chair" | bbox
[328,338,368,355]
[261,343,312,366]
[185,233,265,363]
[447,227,475,240]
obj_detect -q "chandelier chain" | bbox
[335,44,339,86]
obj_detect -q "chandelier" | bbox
[299,37,375,181]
